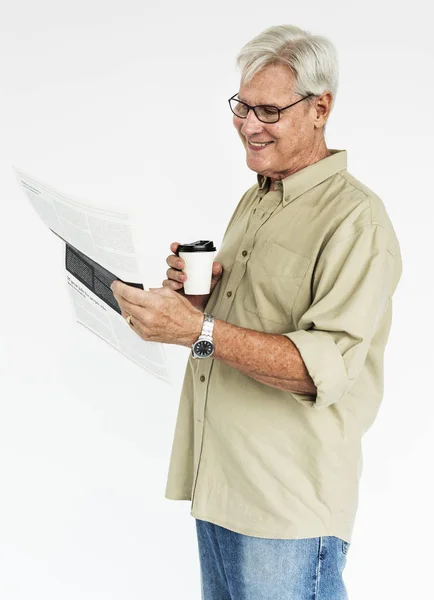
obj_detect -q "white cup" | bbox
[178,240,216,295]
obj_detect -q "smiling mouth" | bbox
[248,141,274,147]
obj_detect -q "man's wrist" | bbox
[185,311,205,347]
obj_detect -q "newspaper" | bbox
[13,166,169,384]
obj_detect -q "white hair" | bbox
[236,25,339,113]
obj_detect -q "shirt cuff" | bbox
[283,329,351,409]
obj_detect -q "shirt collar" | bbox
[256,149,347,205]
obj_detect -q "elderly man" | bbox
[111,24,402,600]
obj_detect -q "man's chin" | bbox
[246,156,268,175]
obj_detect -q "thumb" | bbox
[212,262,223,280]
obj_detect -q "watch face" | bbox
[194,340,213,357]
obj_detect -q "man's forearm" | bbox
[187,316,317,396]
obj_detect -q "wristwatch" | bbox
[191,313,215,359]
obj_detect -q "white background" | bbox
[0,1,432,598]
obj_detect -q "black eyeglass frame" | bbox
[228,93,315,123]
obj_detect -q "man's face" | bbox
[233,63,320,180]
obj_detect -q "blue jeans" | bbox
[195,519,350,600]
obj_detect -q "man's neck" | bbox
[269,144,331,191]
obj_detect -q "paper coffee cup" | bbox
[177,240,216,295]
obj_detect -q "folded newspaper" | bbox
[13,167,169,383]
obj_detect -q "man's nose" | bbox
[240,109,264,136]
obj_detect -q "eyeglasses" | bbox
[228,93,314,124]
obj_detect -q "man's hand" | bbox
[163,241,223,312]
[110,281,204,347]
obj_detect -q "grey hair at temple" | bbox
[236,25,339,114]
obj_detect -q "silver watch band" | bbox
[201,313,214,338]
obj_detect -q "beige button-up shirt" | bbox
[165,149,402,543]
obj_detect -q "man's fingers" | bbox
[117,297,143,321]
[167,254,184,269]
[111,280,148,306]
[163,279,184,290]
[167,267,186,282]
[170,241,180,255]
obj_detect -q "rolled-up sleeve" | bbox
[283,224,398,409]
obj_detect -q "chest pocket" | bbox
[243,240,312,324]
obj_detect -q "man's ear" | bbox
[313,92,333,128]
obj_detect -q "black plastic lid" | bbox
[176,240,216,255]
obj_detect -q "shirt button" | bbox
[227,291,232,297]
[200,375,205,382]
[242,250,248,257]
